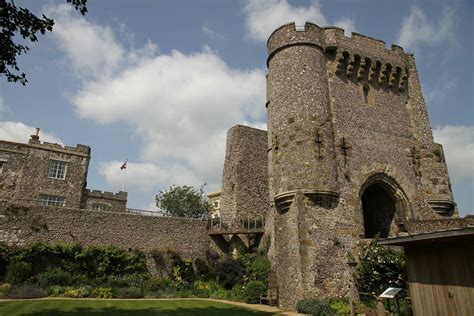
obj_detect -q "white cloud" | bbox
[0,122,63,144]
[98,161,203,192]
[243,0,327,41]
[75,49,266,188]
[397,6,458,51]
[426,78,457,104]
[433,125,474,182]
[47,4,266,194]
[243,0,356,42]
[202,26,224,40]
[334,17,355,36]
[45,4,126,79]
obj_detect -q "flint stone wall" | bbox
[408,217,474,234]
[84,190,128,212]
[220,125,269,225]
[0,204,210,259]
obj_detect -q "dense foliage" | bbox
[0,242,15,281]
[155,184,210,218]
[356,240,408,296]
[296,298,335,316]
[0,242,272,303]
[0,0,87,85]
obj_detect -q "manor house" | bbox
[0,129,127,211]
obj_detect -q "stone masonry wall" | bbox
[0,141,26,202]
[220,125,269,225]
[265,22,458,309]
[0,204,210,259]
[85,190,128,212]
[0,139,91,208]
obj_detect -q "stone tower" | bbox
[265,23,457,308]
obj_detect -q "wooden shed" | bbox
[379,228,474,316]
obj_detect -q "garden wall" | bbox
[0,203,210,259]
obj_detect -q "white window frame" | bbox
[92,203,110,211]
[48,160,67,180]
[38,195,65,207]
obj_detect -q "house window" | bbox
[0,161,5,174]
[48,160,67,179]
[38,195,65,207]
[213,201,220,209]
[92,203,109,211]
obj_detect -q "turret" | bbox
[267,23,339,213]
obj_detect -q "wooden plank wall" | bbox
[406,240,474,316]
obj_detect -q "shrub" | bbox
[6,261,32,284]
[113,287,144,298]
[8,284,47,299]
[230,284,246,302]
[63,286,88,298]
[0,242,14,281]
[0,283,11,297]
[296,298,335,316]
[210,288,229,300]
[330,299,351,314]
[47,285,67,297]
[216,258,244,289]
[92,287,113,298]
[37,268,73,287]
[173,259,195,285]
[145,276,174,293]
[247,255,271,283]
[242,280,266,304]
[107,273,149,288]
[194,257,212,280]
[357,240,407,296]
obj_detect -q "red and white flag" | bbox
[120,161,127,170]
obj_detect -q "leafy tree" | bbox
[1,0,87,85]
[356,239,408,296]
[155,184,210,218]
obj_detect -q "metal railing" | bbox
[0,199,204,220]
[208,214,266,231]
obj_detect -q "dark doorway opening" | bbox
[362,184,396,238]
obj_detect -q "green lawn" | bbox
[0,299,279,316]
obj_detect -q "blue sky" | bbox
[1,0,473,216]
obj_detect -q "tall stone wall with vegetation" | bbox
[0,203,210,259]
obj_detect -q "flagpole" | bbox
[121,160,127,192]
[122,168,126,192]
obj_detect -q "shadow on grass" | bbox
[13,306,275,316]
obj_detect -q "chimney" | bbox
[29,127,40,144]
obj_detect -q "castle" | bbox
[0,23,471,311]
[0,129,127,211]
[218,22,460,308]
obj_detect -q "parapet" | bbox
[27,140,91,157]
[267,22,410,92]
[269,23,406,64]
[85,189,128,201]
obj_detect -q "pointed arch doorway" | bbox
[360,174,410,238]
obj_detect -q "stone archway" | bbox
[360,174,410,238]
[361,184,396,238]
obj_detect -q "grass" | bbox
[0,299,279,316]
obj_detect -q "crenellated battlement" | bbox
[27,139,91,157]
[85,189,128,201]
[267,22,411,93]
[267,23,409,74]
